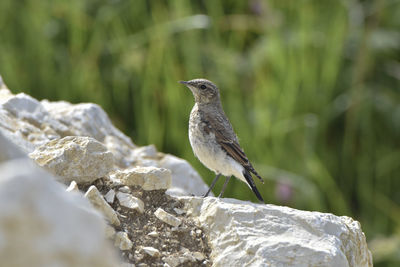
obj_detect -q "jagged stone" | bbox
[116,192,145,213]
[29,136,114,184]
[142,246,160,257]
[114,232,133,250]
[192,251,205,261]
[104,189,116,204]
[111,166,172,190]
[66,180,79,192]
[85,185,120,226]
[182,197,373,267]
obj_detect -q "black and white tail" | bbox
[243,170,264,203]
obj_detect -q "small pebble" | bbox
[66,181,79,192]
[119,186,131,193]
[148,231,159,238]
[142,246,161,257]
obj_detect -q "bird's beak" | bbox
[179,81,189,85]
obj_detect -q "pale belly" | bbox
[188,117,246,183]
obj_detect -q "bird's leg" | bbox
[218,176,231,198]
[203,174,221,197]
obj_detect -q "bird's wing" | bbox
[203,114,264,183]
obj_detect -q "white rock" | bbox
[119,185,131,193]
[181,252,196,263]
[147,231,159,238]
[114,232,133,250]
[85,185,120,226]
[182,197,373,267]
[0,158,119,267]
[159,154,211,197]
[116,192,145,213]
[192,251,205,261]
[0,86,137,167]
[104,189,116,203]
[111,166,172,190]
[0,91,67,152]
[29,136,114,184]
[66,180,79,192]
[173,208,185,215]
[0,130,26,162]
[131,144,158,159]
[154,208,182,227]
[163,255,180,267]
[142,246,160,257]
[105,224,116,239]
[41,101,136,149]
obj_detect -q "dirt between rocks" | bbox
[82,178,212,267]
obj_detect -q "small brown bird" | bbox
[180,78,264,202]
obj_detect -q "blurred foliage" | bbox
[0,0,399,265]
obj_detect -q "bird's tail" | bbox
[243,170,264,203]
[249,166,264,184]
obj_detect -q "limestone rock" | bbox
[0,90,67,153]
[85,185,120,226]
[154,208,182,227]
[0,131,26,163]
[147,231,159,238]
[163,255,180,267]
[105,224,116,239]
[29,136,114,184]
[111,166,172,190]
[41,100,136,154]
[114,231,133,250]
[159,154,211,197]
[193,251,205,261]
[116,192,145,213]
[118,185,131,193]
[182,197,373,267]
[131,144,158,159]
[104,189,116,204]
[0,158,119,267]
[142,246,160,257]
[66,180,79,192]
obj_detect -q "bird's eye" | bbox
[200,84,206,89]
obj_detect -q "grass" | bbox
[0,0,399,265]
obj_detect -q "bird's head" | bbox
[180,78,220,104]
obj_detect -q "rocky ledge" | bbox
[0,78,372,267]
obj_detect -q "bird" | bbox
[180,78,264,202]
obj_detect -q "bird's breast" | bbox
[188,106,246,182]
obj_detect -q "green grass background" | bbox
[0,0,399,265]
